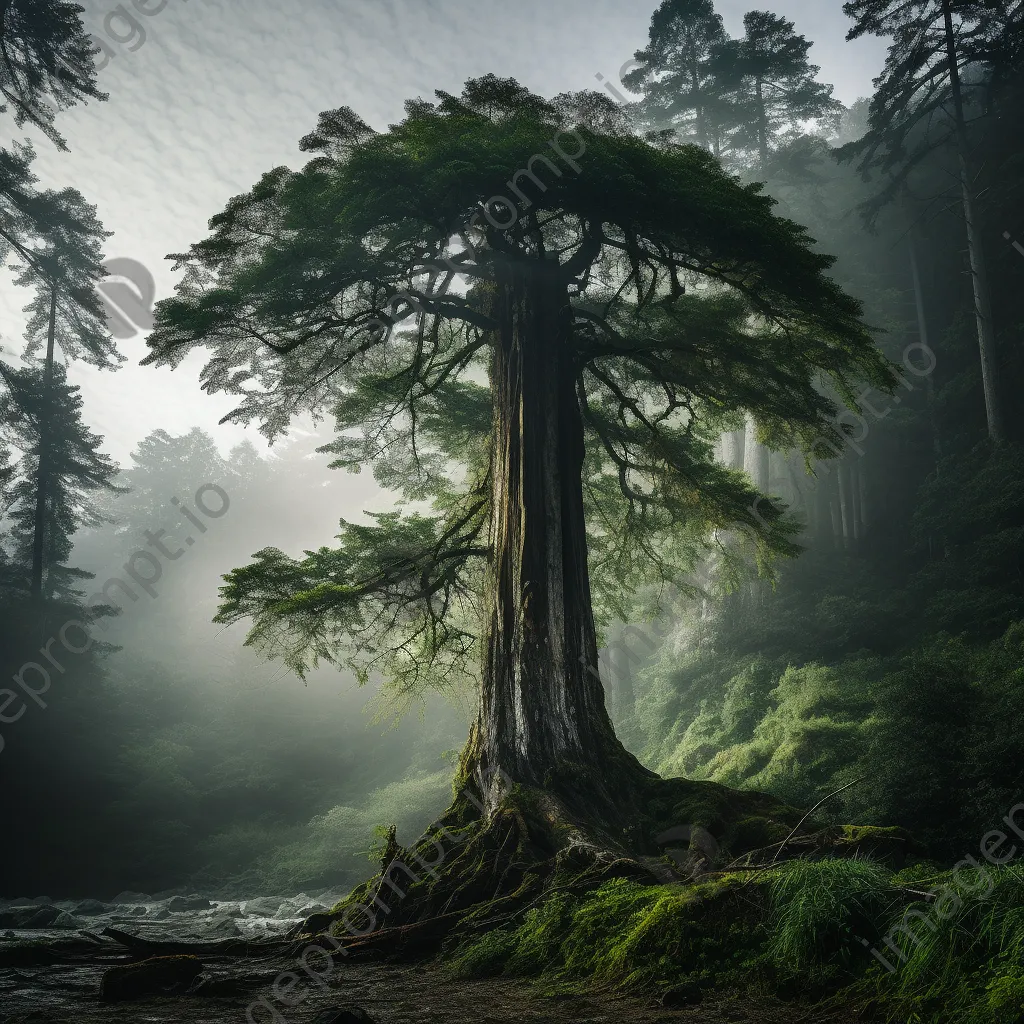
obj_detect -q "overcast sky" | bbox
[0,0,888,470]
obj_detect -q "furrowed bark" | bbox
[472,255,642,813]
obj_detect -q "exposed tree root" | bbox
[305,761,911,965]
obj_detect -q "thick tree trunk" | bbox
[472,257,643,812]
[30,282,58,604]
[410,262,806,908]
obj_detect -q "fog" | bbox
[1,421,471,898]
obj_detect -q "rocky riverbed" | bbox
[0,889,345,943]
[0,893,861,1023]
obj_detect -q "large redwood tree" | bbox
[145,77,892,838]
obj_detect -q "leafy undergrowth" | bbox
[442,857,1024,1022]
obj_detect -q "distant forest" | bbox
[0,424,468,897]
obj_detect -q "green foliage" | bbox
[767,857,892,975]
[715,10,843,169]
[623,0,733,152]
[102,645,464,897]
[0,0,106,148]
[678,662,869,810]
[908,442,1024,637]
[445,856,1024,1020]
[869,863,1024,1023]
[0,360,123,602]
[0,422,470,897]
[193,770,455,897]
[637,625,1024,864]
[217,495,488,694]
[840,0,1018,215]
[145,73,894,692]
[0,2,107,267]
[627,3,842,170]
[10,186,121,370]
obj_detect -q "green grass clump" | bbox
[877,862,1024,1023]
[767,857,893,977]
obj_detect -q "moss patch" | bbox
[446,873,767,992]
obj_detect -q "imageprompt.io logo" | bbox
[97,258,156,339]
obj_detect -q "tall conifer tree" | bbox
[623,0,735,155]
[146,76,893,869]
[5,188,121,601]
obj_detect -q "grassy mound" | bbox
[442,858,1024,1022]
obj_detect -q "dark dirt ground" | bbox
[0,938,863,1024]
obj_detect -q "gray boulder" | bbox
[211,903,245,918]
[203,915,242,939]
[287,911,335,938]
[0,905,62,928]
[75,899,110,916]
[242,896,285,916]
[111,891,150,904]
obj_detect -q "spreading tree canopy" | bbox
[146,76,893,805]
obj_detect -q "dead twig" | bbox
[770,776,868,865]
